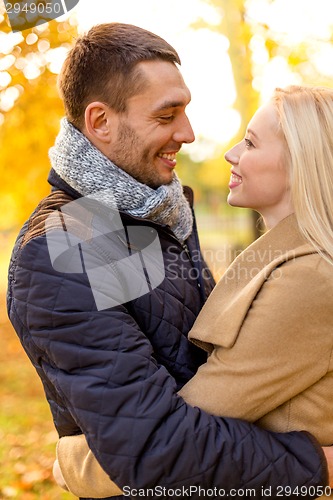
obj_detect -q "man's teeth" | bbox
[158,153,176,161]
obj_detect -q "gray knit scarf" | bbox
[49,119,193,243]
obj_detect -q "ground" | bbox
[0,293,76,500]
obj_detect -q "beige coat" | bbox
[56,214,333,497]
[180,214,333,442]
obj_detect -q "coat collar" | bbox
[189,214,317,351]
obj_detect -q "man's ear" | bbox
[84,102,116,144]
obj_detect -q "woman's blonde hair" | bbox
[272,85,333,265]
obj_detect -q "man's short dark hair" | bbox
[58,23,181,129]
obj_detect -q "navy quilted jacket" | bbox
[7,173,328,499]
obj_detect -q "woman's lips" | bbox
[229,172,242,189]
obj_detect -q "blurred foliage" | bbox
[1,0,333,235]
[0,297,75,499]
[1,1,333,496]
[186,0,262,237]
[0,8,78,232]
[0,11,78,498]
[188,5,256,178]
[185,0,333,237]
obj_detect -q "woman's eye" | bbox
[244,138,254,148]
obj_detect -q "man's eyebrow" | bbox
[153,100,188,113]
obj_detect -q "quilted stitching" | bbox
[7,190,327,499]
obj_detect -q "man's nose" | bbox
[173,114,195,144]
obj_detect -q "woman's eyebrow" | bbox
[246,128,259,140]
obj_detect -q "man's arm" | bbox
[55,434,331,499]
[55,257,333,499]
[11,238,328,498]
[36,320,329,497]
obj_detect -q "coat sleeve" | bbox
[179,259,333,429]
[56,436,123,498]
[10,238,328,499]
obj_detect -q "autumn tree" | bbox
[0,8,78,232]
[192,0,333,239]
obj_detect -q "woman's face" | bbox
[225,102,294,228]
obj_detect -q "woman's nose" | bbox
[224,143,241,165]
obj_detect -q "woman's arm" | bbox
[55,438,122,498]
[55,437,332,498]
[53,260,333,498]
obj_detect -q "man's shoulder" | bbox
[21,190,75,250]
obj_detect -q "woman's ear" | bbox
[84,102,115,144]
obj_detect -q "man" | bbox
[7,23,331,500]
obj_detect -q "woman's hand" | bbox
[53,459,69,491]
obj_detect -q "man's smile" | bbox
[157,152,177,167]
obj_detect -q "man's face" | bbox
[107,60,195,188]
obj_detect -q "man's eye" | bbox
[159,115,174,123]
[244,138,254,148]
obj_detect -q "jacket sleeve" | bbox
[179,259,333,427]
[10,238,328,499]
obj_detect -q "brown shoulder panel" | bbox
[21,191,75,249]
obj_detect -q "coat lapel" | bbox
[189,215,316,351]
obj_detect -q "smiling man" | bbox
[82,58,194,189]
[7,23,330,500]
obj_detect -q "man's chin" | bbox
[148,172,175,189]
[161,171,176,185]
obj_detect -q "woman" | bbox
[54,85,333,496]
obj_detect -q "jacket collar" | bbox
[48,168,82,200]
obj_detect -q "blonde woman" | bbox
[55,85,333,497]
